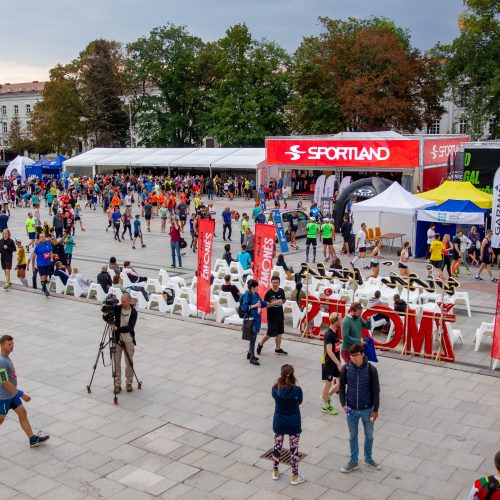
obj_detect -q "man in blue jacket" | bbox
[339,343,381,473]
[222,207,232,241]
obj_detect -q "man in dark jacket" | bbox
[339,343,381,473]
[97,265,112,293]
[112,293,138,394]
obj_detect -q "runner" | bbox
[288,211,299,250]
[1,229,16,289]
[320,218,335,261]
[351,223,368,269]
[476,229,498,282]
[15,238,29,287]
[398,241,412,278]
[0,335,50,447]
[429,233,444,281]
[321,312,343,415]
[25,212,37,251]
[132,214,146,249]
[31,233,53,296]
[368,240,382,279]
[305,217,319,263]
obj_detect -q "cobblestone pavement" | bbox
[4,196,499,369]
[0,290,499,500]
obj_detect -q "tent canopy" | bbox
[352,182,434,250]
[417,199,486,225]
[47,155,67,167]
[352,181,434,214]
[63,147,265,172]
[415,180,492,209]
[3,155,35,180]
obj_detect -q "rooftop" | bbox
[0,81,46,95]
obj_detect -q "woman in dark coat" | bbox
[271,364,305,485]
[1,229,16,289]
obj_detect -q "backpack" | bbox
[237,291,250,318]
[163,287,175,305]
[479,476,500,500]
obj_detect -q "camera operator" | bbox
[112,293,137,394]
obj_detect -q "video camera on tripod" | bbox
[101,294,119,323]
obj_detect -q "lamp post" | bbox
[119,96,135,148]
[0,117,5,161]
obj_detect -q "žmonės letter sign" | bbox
[266,139,420,168]
[254,223,276,323]
[196,218,215,314]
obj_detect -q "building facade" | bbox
[0,81,46,148]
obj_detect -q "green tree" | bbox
[292,16,443,133]
[433,0,499,138]
[200,24,292,146]
[126,24,209,147]
[30,65,83,155]
[7,116,31,154]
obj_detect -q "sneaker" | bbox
[341,460,359,473]
[249,356,260,366]
[30,432,50,448]
[132,246,136,249]
[142,245,146,248]
[364,459,382,470]
[178,266,183,269]
[272,470,279,481]
[43,289,50,297]
[290,474,306,485]
[475,275,483,280]
[275,348,288,355]
[321,404,337,415]
[3,283,10,289]
[492,278,498,283]
[256,343,263,355]
[312,259,316,263]
[170,264,176,268]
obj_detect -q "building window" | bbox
[427,120,440,134]
[459,119,467,134]
[14,104,19,116]
[2,122,7,134]
[26,104,31,114]
[1,105,6,116]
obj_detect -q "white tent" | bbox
[351,182,434,249]
[4,155,35,180]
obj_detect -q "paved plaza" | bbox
[0,197,499,499]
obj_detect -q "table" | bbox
[380,232,405,253]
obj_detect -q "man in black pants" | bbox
[257,276,288,355]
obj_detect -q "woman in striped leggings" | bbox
[271,364,305,485]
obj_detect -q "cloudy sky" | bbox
[1,0,464,84]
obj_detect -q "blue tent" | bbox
[47,154,67,167]
[415,200,487,257]
[25,156,64,180]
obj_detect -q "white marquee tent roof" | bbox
[63,147,265,171]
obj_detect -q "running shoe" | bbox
[30,432,50,448]
[272,470,279,481]
[492,278,498,283]
[364,459,382,470]
[475,276,483,280]
[341,460,359,473]
[275,348,288,355]
[321,404,337,415]
[256,343,263,355]
[290,474,306,485]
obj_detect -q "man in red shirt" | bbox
[169,218,182,269]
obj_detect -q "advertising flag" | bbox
[491,167,500,249]
[272,210,289,253]
[254,223,277,323]
[491,278,500,369]
[196,218,215,314]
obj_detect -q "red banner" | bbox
[253,223,276,323]
[196,218,215,314]
[423,137,469,166]
[266,139,420,168]
[492,279,500,366]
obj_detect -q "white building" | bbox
[0,81,46,147]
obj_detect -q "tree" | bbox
[7,116,31,154]
[200,24,292,146]
[433,0,499,138]
[292,17,444,133]
[30,65,83,155]
[126,24,210,147]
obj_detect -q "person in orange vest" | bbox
[151,192,158,217]
[112,192,120,208]
[469,451,500,499]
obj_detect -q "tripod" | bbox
[86,322,142,404]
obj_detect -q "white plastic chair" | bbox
[449,328,464,346]
[159,268,186,287]
[50,275,67,294]
[474,322,494,351]
[229,261,252,283]
[219,291,239,309]
[355,278,382,304]
[180,286,197,305]
[449,291,471,317]
[146,278,162,293]
[225,314,244,326]
[147,293,173,313]
[380,284,399,304]
[65,277,87,297]
[215,302,237,323]
[214,259,229,274]
[87,283,107,302]
[121,272,146,290]
[108,286,123,301]
[129,290,149,310]
[172,297,198,318]
[284,300,306,329]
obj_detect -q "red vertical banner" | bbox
[491,279,500,367]
[196,218,215,314]
[253,223,276,323]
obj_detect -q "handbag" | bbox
[179,238,187,249]
[241,318,254,341]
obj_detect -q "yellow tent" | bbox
[415,181,492,209]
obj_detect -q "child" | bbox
[222,244,234,266]
[132,214,146,249]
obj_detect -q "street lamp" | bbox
[0,117,5,161]
[119,95,135,148]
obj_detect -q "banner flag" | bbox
[254,223,276,323]
[491,278,500,368]
[196,218,215,314]
[272,210,289,253]
[491,167,500,248]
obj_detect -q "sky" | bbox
[0,0,464,84]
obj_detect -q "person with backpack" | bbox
[469,451,500,499]
[240,279,268,366]
[339,343,381,474]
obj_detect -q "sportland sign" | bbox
[266,139,420,168]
